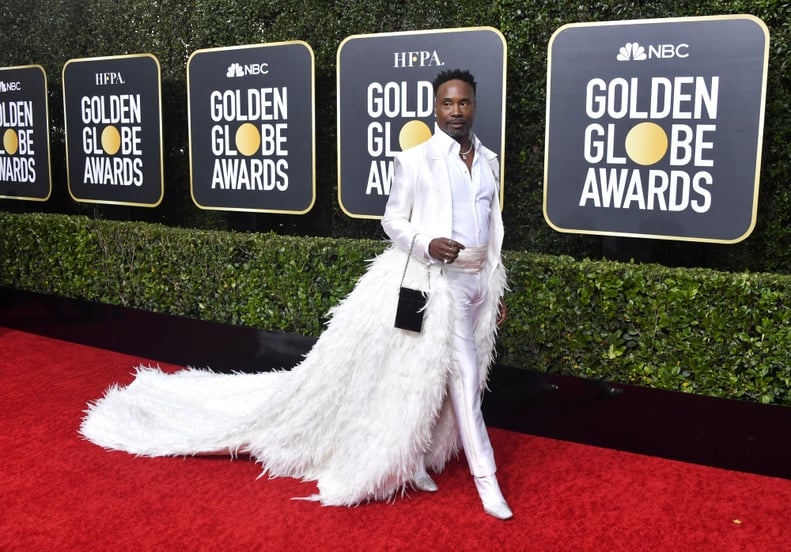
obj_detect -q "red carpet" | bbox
[2,326,790,550]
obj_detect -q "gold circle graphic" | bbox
[625,122,668,166]
[399,120,432,151]
[235,123,261,157]
[3,129,19,155]
[101,126,121,155]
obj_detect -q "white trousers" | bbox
[444,267,497,478]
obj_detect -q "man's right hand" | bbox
[429,238,465,264]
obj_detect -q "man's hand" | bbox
[497,298,507,326]
[429,237,465,264]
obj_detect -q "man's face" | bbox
[434,79,476,140]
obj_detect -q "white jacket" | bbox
[381,125,504,279]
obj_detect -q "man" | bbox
[382,68,512,520]
[80,68,511,518]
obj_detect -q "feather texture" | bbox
[81,244,506,506]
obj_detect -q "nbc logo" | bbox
[617,42,647,61]
[617,41,690,61]
[226,63,244,78]
[226,62,269,78]
[0,80,21,92]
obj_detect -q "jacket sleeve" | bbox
[381,152,434,263]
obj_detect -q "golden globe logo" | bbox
[208,87,289,191]
[80,93,144,186]
[364,80,433,194]
[0,98,36,182]
[579,75,718,213]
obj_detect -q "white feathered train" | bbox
[81,244,507,506]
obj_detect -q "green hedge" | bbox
[504,253,791,405]
[2,212,789,405]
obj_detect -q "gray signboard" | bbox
[0,65,51,201]
[63,54,163,207]
[544,15,769,243]
[188,41,315,214]
[338,27,506,219]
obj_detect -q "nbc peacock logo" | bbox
[225,62,269,78]
[226,63,244,78]
[617,42,647,61]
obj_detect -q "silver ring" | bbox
[442,258,448,264]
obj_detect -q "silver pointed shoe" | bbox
[474,474,513,520]
[483,501,514,520]
[412,472,439,492]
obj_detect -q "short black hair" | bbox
[432,69,477,96]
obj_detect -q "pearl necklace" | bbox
[459,140,473,160]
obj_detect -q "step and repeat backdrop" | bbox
[187,41,315,214]
[337,27,506,219]
[1,16,770,243]
[62,54,163,207]
[544,15,769,243]
[0,65,52,201]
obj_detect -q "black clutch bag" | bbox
[394,236,430,333]
[395,286,427,332]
